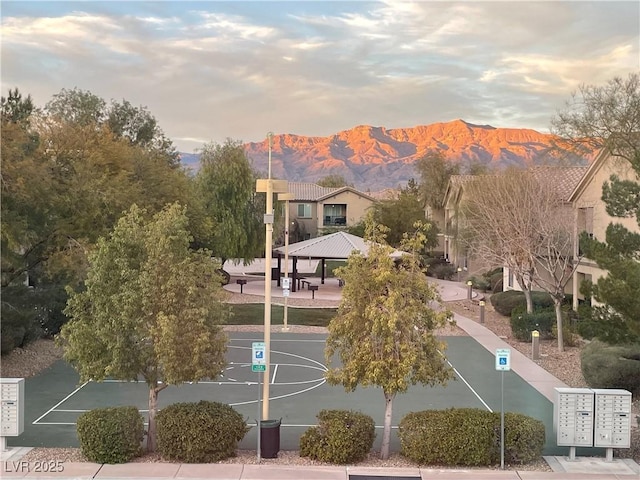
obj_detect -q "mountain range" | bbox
[180,119,589,190]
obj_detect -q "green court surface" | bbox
[13,333,567,454]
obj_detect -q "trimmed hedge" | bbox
[399,408,545,466]
[510,310,556,341]
[76,406,144,464]
[300,409,375,464]
[156,401,249,463]
[581,340,640,397]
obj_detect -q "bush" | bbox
[300,409,375,464]
[399,409,496,466]
[581,340,640,397]
[399,408,545,466]
[502,412,546,464]
[510,310,556,341]
[1,285,44,354]
[468,275,490,292]
[576,305,640,345]
[490,291,555,317]
[157,401,249,463]
[428,263,456,280]
[76,406,144,464]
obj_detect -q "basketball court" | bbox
[13,331,562,454]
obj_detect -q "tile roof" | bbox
[529,166,588,201]
[287,182,339,201]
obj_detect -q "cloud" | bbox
[1,1,638,153]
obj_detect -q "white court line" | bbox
[32,382,89,424]
[271,364,279,384]
[229,378,326,407]
[230,338,326,343]
[446,359,493,412]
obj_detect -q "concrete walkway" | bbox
[2,273,638,479]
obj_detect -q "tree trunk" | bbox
[380,391,395,460]
[524,288,533,314]
[555,300,564,352]
[146,385,166,452]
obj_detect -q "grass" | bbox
[228,304,337,327]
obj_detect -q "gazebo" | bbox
[272,231,405,292]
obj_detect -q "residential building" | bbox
[568,150,640,309]
[284,182,375,241]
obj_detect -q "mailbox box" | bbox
[1,378,25,437]
[554,387,594,446]
[593,388,632,448]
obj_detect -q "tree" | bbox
[553,73,640,339]
[45,88,179,165]
[60,203,229,452]
[551,73,640,163]
[462,169,580,350]
[370,179,438,250]
[415,151,461,210]
[325,217,453,459]
[1,88,35,125]
[192,139,264,265]
[462,171,538,313]
[317,174,351,188]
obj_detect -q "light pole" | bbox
[278,192,294,332]
[255,133,288,421]
[263,131,274,421]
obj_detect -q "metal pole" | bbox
[283,199,290,332]
[256,371,261,463]
[501,370,505,470]
[262,132,273,421]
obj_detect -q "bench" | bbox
[300,279,312,290]
[236,279,247,294]
[308,284,319,299]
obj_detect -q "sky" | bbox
[1,1,639,153]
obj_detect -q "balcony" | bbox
[323,215,347,226]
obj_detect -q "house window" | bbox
[297,203,312,218]
[577,207,594,236]
[507,270,514,289]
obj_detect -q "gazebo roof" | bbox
[273,231,405,259]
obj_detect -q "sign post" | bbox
[495,348,511,470]
[252,342,266,462]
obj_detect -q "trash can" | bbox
[260,419,281,458]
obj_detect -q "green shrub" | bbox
[1,285,44,354]
[399,408,545,466]
[428,263,456,280]
[576,305,640,345]
[502,412,546,464]
[581,340,640,397]
[490,291,555,317]
[468,275,490,292]
[300,409,375,464]
[510,309,556,341]
[399,409,497,466]
[76,406,144,464]
[156,401,249,463]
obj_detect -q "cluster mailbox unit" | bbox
[554,387,632,461]
[0,378,25,451]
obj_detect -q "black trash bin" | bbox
[260,419,281,458]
